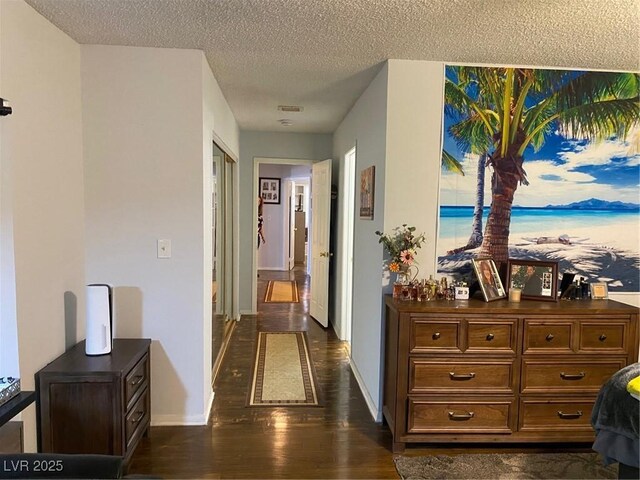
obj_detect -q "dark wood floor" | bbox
[128,268,591,479]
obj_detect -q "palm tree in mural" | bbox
[443,67,639,264]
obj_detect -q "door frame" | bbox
[340,146,357,348]
[251,157,314,314]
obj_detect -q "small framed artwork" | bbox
[259,177,281,204]
[359,166,375,220]
[506,259,559,302]
[590,282,609,299]
[472,257,506,302]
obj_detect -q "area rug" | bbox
[394,452,617,479]
[248,331,320,406]
[263,280,299,303]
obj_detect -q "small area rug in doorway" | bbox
[394,452,616,479]
[264,280,299,303]
[248,331,320,407]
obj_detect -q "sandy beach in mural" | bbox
[438,215,639,292]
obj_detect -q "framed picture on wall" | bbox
[259,177,281,204]
[360,166,375,219]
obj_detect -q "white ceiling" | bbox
[25,0,640,133]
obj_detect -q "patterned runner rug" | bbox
[394,452,617,479]
[264,280,299,303]
[248,331,320,406]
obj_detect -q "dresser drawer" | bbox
[578,321,628,353]
[408,399,514,433]
[521,359,625,394]
[409,359,515,393]
[125,354,148,410]
[467,320,516,353]
[410,319,461,353]
[523,321,573,353]
[125,387,149,450]
[519,398,595,432]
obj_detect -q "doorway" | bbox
[340,146,356,350]
[251,158,314,314]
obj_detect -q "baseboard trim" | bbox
[151,412,209,426]
[349,359,382,422]
[239,309,257,316]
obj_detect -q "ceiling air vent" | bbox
[277,105,304,113]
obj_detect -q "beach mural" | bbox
[437,65,640,292]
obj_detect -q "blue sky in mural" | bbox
[440,68,640,208]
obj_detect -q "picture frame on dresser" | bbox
[471,257,506,302]
[506,259,558,302]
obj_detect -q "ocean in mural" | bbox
[437,66,640,292]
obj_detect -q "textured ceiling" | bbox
[24,0,640,133]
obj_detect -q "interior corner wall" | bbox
[238,131,333,314]
[332,62,388,420]
[0,0,85,451]
[82,45,210,425]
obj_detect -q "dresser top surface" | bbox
[37,338,151,375]
[385,295,639,315]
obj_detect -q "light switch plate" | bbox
[157,239,171,258]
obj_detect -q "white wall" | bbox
[257,164,291,270]
[332,63,388,420]
[0,0,86,451]
[238,131,333,314]
[82,45,238,425]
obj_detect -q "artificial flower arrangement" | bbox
[375,224,426,275]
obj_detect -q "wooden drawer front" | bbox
[408,399,513,433]
[467,321,516,353]
[125,388,149,450]
[521,359,625,394]
[411,320,461,353]
[125,354,148,410]
[579,322,627,352]
[409,360,514,393]
[523,321,573,353]
[519,398,595,432]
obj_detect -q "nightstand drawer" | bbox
[409,359,515,393]
[408,398,514,433]
[125,387,149,450]
[521,359,625,394]
[519,398,595,431]
[125,354,148,409]
[410,319,461,353]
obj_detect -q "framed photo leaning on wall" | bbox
[259,177,281,204]
[472,257,506,302]
[506,259,558,302]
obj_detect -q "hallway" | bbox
[128,268,399,479]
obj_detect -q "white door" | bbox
[309,159,332,328]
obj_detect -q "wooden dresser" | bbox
[36,339,151,464]
[383,296,638,452]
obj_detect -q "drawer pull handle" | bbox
[131,411,145,423]
[448,411,474,420]
[486,333,495,341]
[557,410,583,420]
[432,332,441,340]
[131,410,144,423]
[599,334,607,341]
[560,371,585,380]
[130,375,144,386]
[546,334,554,341]
[449,372,476,380]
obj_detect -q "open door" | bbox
[288,180,296,270]
[309,159,332,328]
